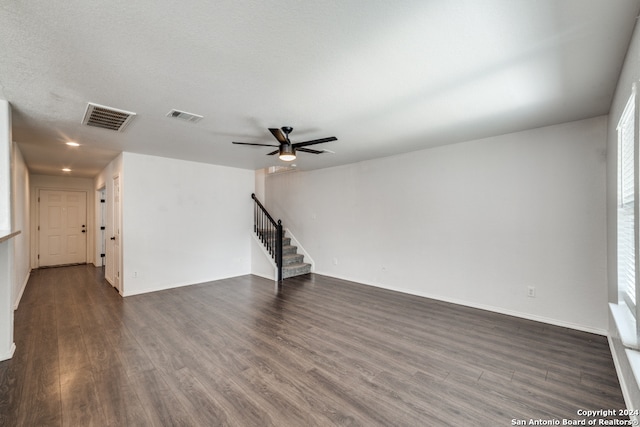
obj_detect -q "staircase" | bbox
[252,193,311,281]
[258,229,312,279]
[280,234,312,279]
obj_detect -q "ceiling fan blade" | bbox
[297,147,325,154]
[232,142,279,147]
[266,149,280,156]
[293,136,337,148]
[269,128,287,143]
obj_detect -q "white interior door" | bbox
[105,212,114,284]
[98,188,106,267]
[39,190,87,267]
[109,176,121,292]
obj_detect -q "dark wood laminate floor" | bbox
[0,265,628,426]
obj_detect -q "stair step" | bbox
[282,245,297,255]
[257,229,283,238]
[255,229,310,279]
[283,262,311,279]
[282,253,304,266]
[259,235,291,247]
[265,237,291,247]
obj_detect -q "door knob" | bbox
[110,237,116,240]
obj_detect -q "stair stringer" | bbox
[284,228,314,273]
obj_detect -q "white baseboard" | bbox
[250,232,277,280]
[0,342,16,361]
[121,271,252,297]
[252,271,276,281]
[313,270,607,336]
[13,269,31,310]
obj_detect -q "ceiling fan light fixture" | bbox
[233,126,336,162]
[280,154,296,161]
[279,145,296,161]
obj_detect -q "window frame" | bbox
[618,86,637,316]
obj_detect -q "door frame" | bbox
[104,174,122,294]
[37,189,87,267]
[96,187,106,268]
[34,187,91,268]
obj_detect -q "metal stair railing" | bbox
[252,193,283,282]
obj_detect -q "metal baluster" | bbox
[277,220,283,282]
[251,193,283,281]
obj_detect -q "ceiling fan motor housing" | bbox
[279,143,295,158]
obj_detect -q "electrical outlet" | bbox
[133,271,138,278]
[527,286,536,298]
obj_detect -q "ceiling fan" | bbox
[232,127,337,162]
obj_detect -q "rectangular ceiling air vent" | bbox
[267,165,297,174]
[82,103,136,131]
[166,109,203,123]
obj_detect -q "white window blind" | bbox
[618,91,636,307]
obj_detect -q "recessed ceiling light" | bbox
[66,141,80,147]
[62,168,71,172]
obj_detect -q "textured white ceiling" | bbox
[1,0,639,177]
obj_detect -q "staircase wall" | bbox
[250,232,276,280]
[250,227,312,280]
[284,228,314,273]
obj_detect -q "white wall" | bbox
[266,116,608,333]
[0,99,15,360]
[606,18,640,412]
[94,154,122,195]
[11,143,30,309]
[251,235,277,280]
[120,152,253,296]
[255,168,266,201]
[94,154,123,287]
[0,100,10,231]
